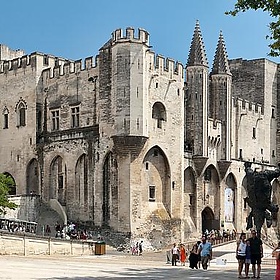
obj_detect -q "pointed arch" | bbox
[15,98,27,127]
[49,155,66,205]
[102,152,118,226]
[75,154,88,209]
[3,172,16,195]
[224,172,237,223]
[202,165,220,226]
[152,102,166,129]
[202,207,215,233]
[184,167,197,226]
[2,106,9,129]
[142,146,171,214]
[26,158,39,195]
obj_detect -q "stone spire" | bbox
[187,21,208,67]
[211,31,231,75]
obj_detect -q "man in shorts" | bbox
[248,230,263,279]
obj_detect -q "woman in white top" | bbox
[236,232,247,278]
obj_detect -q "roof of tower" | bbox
[211,31,231,75]
[187,21,208,67]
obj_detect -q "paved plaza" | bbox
[0,245,277,280]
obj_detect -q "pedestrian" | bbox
[139,241,143,255]
[189,243,199,269]
[236,232,247,278]
[245,239,251,279]
[248,229,263,279]
[132,242,139,255]
[272,242,280,280]
[45,225,51,236]
[171,243,179,266]
[197,235,212,270]
[179,244,187,266]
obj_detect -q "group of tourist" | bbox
[236,230,263,279]
[131,241,143,255]
[169,235,212,269]
[203,228,237,243]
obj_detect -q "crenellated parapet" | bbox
[233,97,264,115]
[0,51,99,80]
[42,55,98,82]
[147,51,184,79]
[111,27,149,46]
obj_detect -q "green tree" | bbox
[226,0,280,56]
[0,174,17,215]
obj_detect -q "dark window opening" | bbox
[149,186,155,201]
[145,162,149,170]
[272,108,275,118]
[19,107,26,126]
[243,198,247,209]
[189,194,194,205]
[252,127,256,139]
[3,113,8,129]
[204,169,211,182]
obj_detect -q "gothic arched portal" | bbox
[202,165,220,229]
[202,207,215,233]
[26,158,39,195]
[142,146,171,215]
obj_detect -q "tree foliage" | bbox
[0,174,17,215]
[226,0,280,57]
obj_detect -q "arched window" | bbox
[152,102,166,129]
[15,98,27,127]
[2,107,9,129]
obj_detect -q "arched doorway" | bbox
[202,207,215,233]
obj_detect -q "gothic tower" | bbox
[210,31,232,160]
[185,21,209,156]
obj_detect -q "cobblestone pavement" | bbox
[0,249,276,280]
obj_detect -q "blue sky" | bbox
[0,0,277,65]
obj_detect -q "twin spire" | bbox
[187,21,231,75]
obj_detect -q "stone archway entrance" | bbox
[202,207,215,233]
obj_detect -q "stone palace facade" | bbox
[1,22,280,245]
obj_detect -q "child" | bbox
[245,239,251,279]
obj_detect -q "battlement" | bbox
[111,27,149,46]
[233,97,264,115]
[42,55,98,81]
[0,51,75,76]
[0,44,25,61]
[147,51,184,79]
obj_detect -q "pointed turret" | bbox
[211,31,231,75]
[185,21,209,157]
[209,31,232,161]
[187,21,208,67]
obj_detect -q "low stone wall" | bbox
[0,231,95,256]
